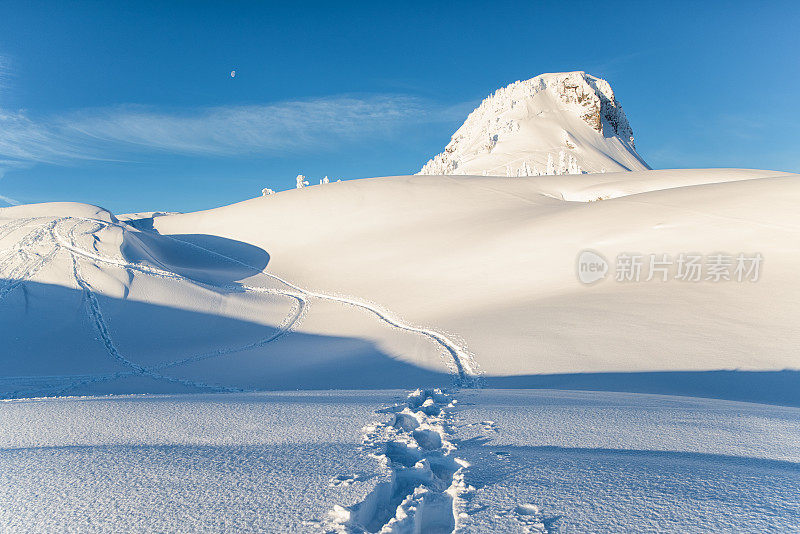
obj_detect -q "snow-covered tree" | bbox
[296,174,309,189]
[567,155,581,175]
[320,176,330,185]
[558,150,566,175]
[546,153,555,175]
[262,188,275,196]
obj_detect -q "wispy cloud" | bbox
[0,55,9,94]
[0,110,99,165]
[0,193,20,206]
[584,48,662,78]
[0,95,467,171]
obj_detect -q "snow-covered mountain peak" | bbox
[419,71,649,176]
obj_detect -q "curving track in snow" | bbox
[61,219,247,394]
[160,231,479,382]
[0,214,479,397]
[56,216,479,384]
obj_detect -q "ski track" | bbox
[2,214,478,397]
[0,217,39,242]
[56,216,478,384]
[0,217,298,397]
[55,218,309,390]
[0,219,60,300]
[41,288,307,397]
[0,245,58,301]
[160,231,478,383]
[63,219,238,394]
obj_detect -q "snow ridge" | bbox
[0,213,479,397]
[61,218,245,393]
[160,233,479,384]
[418,71,648,176]
[58,218,475,387]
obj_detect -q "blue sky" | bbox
[0,0,798,213]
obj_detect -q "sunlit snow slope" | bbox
[1,168,798,402]
[418,71,650,176]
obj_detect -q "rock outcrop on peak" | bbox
[419,71,649,177]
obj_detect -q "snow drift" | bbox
[1,168,798,403]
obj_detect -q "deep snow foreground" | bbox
[1,168,799,403]
[2,389,799,532]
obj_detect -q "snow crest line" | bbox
[325,389,471,533]
[58,215,478,384]
[3,213,479,396]
[160,232,480,384]
[0,216,308,397]
[61,219,240,394]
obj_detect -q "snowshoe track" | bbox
[326,389,470,533]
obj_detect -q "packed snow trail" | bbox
[326,389,471,533]
[324,390,558,533]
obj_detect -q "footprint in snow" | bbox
[480,420,499,432]
[328,473,370,487]
[493,503,559,533]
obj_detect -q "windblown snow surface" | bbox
[2,168,800,532]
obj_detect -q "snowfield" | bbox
[2,166,800,532]
[2,389,799,532]
[3,169,799,400]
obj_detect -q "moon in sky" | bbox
[230,70,236,78]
